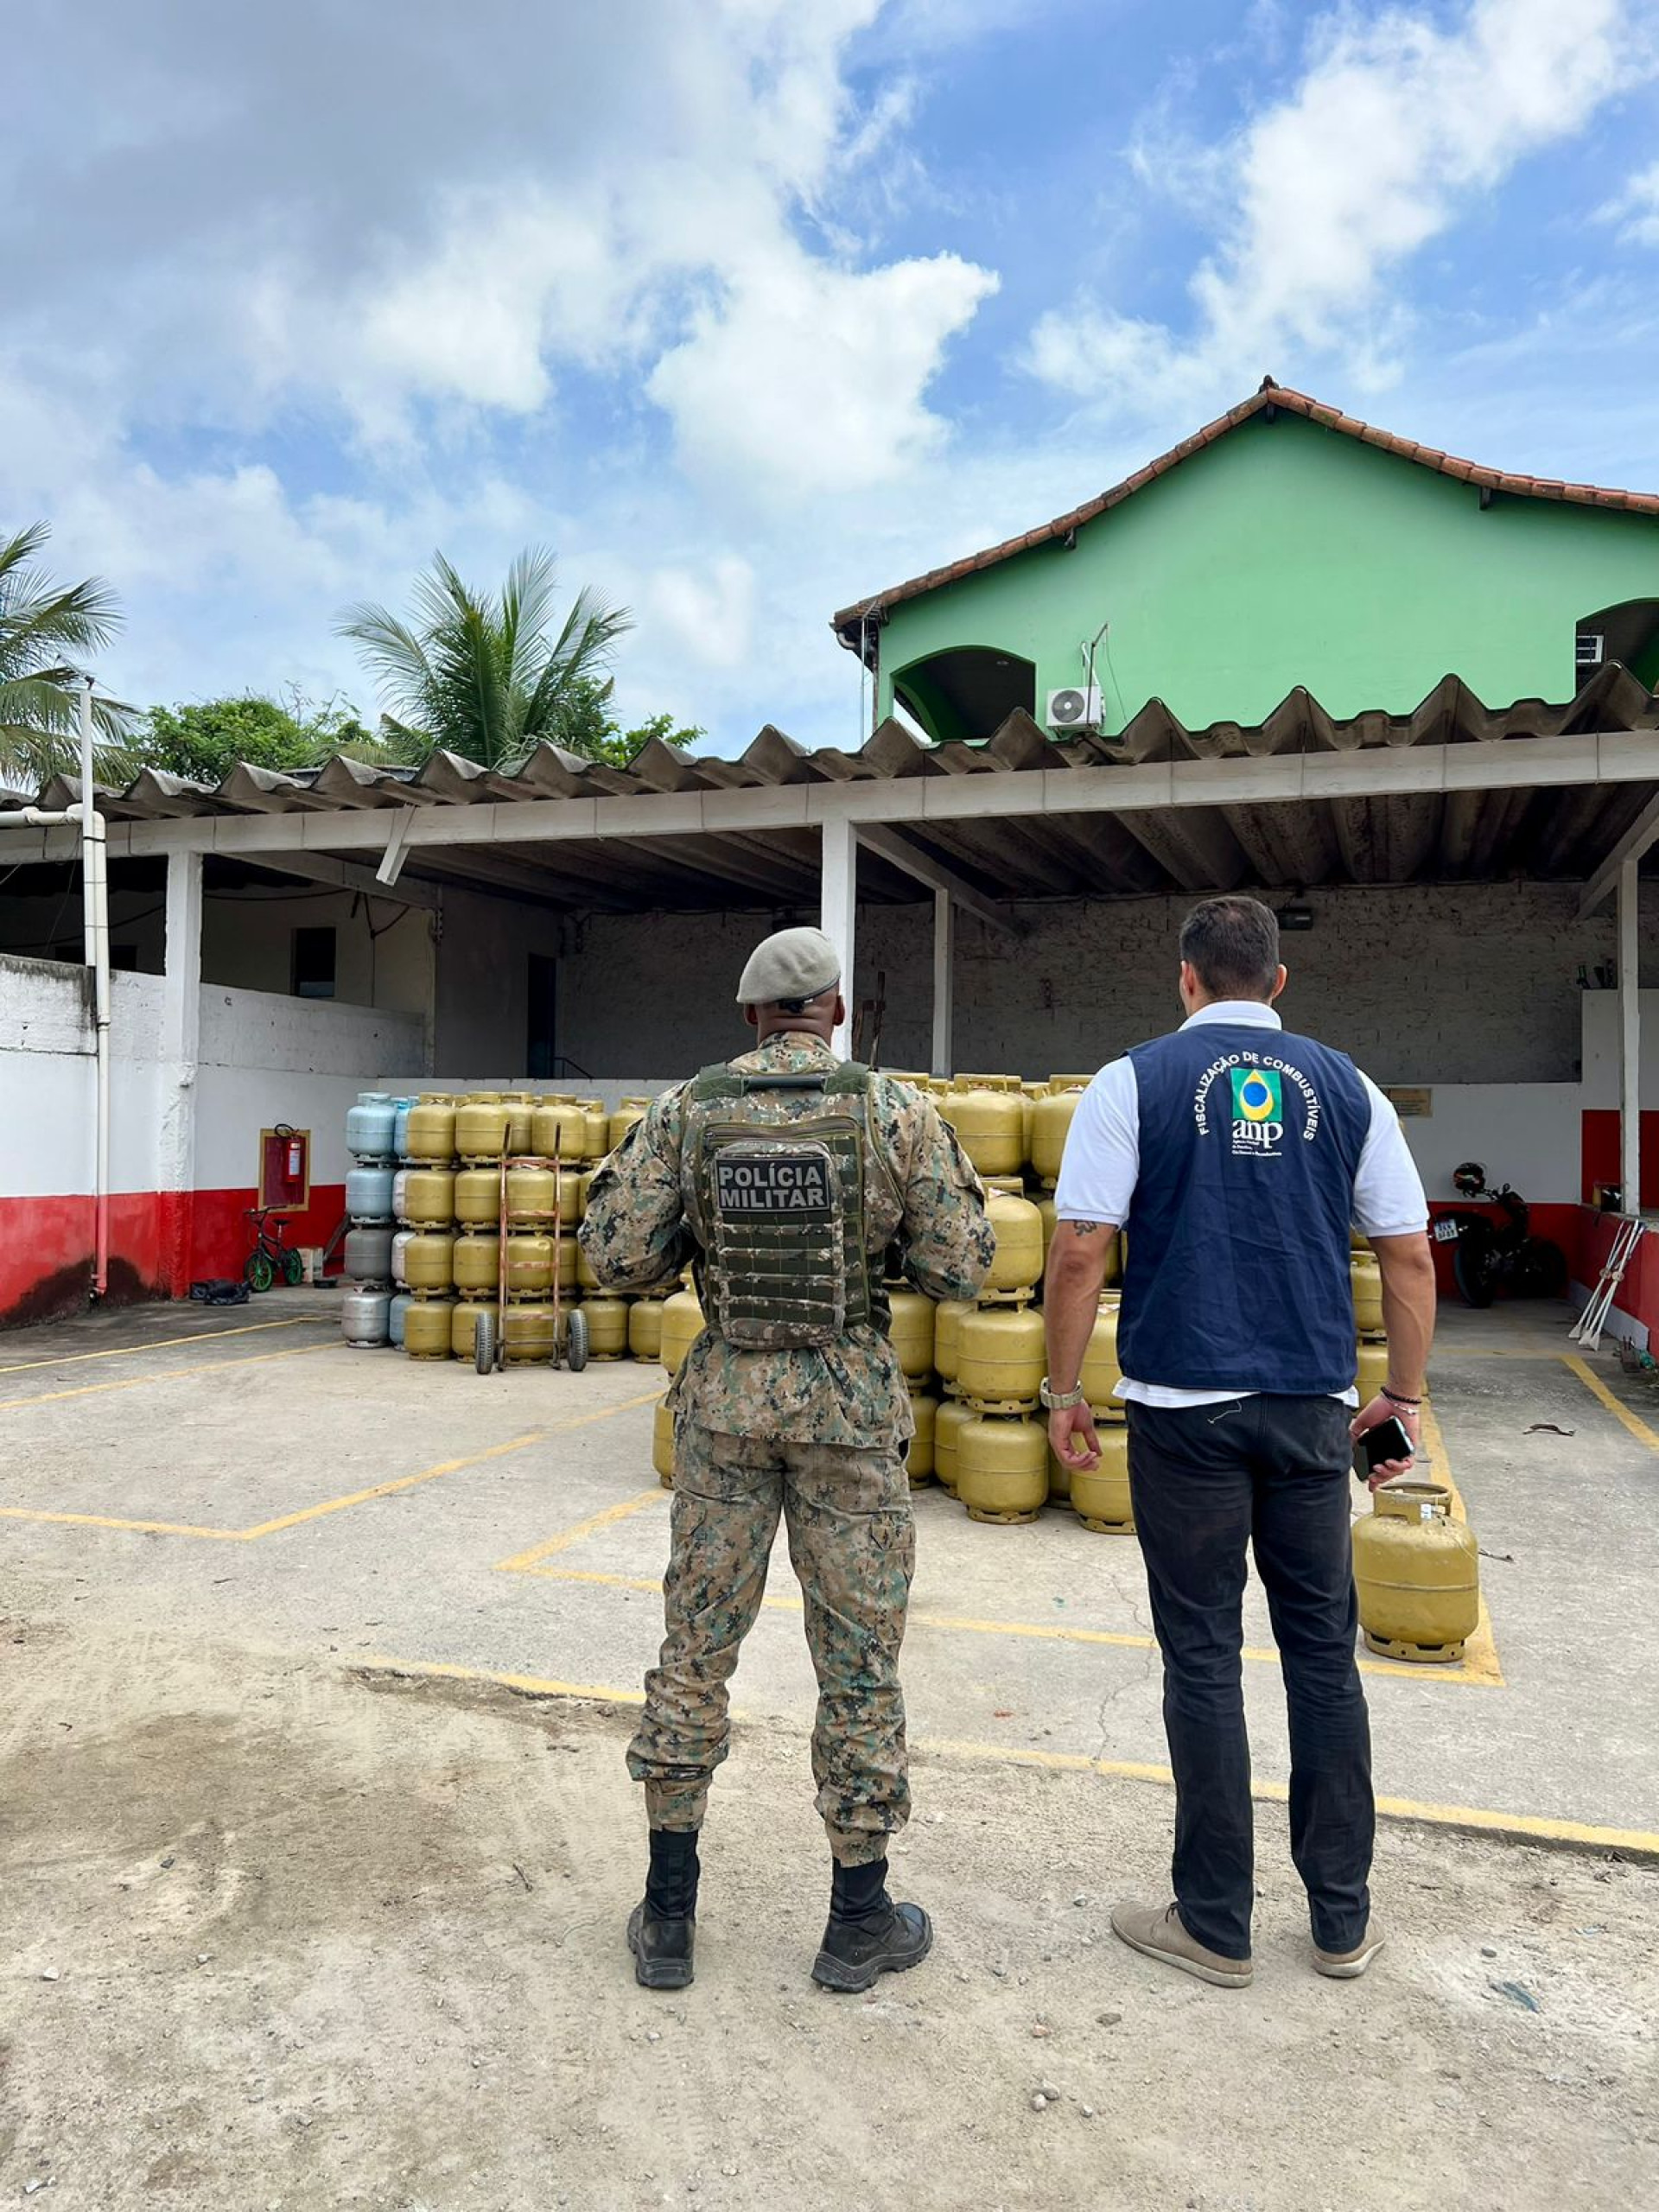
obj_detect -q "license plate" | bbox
[1432,1218,1459,1243]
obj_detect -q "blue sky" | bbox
[4,0,1657,759]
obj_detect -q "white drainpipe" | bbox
[0,680,112,1298]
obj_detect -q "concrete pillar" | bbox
[1619,856,1641,1215]
[820,817,856,1058]
[160,849,204,1292]
[931,887,954,1078]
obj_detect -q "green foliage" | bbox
[337,546,635,771]
[134,690,399,785]
[0,522,134,791]
[550,675,703,766]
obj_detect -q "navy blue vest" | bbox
[1118,1021,1370,1395]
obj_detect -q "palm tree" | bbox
[336,547,632,771]
[0,523,134,793]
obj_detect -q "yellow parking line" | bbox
[1561,1353,1659,1452]
[495,1485,665,1573]
[347,1656,1658,1859]
[0,1506,244,1540]
[0,1338,337,1413]
[0,1315,321,1373]
[514,1561,1496,1687]
[244,1430,549,1537]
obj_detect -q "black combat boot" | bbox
[810,1855,932,1993]
[626,1827,699,1990]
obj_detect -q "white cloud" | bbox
[1026,0,1636,411]
[1600,159,1659,245]
[649,248,998,495]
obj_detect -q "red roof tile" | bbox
[830,379,1659,645]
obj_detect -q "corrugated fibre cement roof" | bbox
[36,665,1659,914]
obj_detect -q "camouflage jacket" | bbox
[580,1033,994,1445]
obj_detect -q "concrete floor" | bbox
[2,1287,1656,1854]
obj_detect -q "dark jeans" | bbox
[1127,1395,1373,1960]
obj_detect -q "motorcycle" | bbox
[1433,1161,1568,1308]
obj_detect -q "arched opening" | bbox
[891,647,1037,745]
[1576,600,1659,691]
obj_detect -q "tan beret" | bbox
[735,925,842,1006]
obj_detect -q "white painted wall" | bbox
[0,958,168,1200]
[201,886,433,1016]
[432,886,565,1074]
[1580,988,1659,1109]
[195,987,425,1189]
[1395,1084,1582,1204]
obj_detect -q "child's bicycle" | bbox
[245,1207,305,1292]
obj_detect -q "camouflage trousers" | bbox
[626,1417,916,1866]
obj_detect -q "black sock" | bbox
[830,1857,890,1927]
[645,1827,700,1919]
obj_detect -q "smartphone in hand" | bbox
[1355,1414,1414,1478]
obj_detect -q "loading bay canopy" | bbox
[3,665,1658,1189]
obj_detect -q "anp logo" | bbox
[1230,1067,1281,1124]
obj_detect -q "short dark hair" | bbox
[1179,896,1281,1000]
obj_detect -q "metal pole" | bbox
[80,680,111,1298]
[1619,856,1642,1219]
[931,887,954,1078]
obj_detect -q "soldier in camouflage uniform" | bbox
[580,925,993,1993]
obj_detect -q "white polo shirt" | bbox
[1052,1001,1429,1408]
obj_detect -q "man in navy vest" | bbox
[1042,895,1434,1989]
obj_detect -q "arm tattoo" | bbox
[1071,1220,1103,1236]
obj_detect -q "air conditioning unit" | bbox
[1577,632,1605,668]
[1046,685,1103,730]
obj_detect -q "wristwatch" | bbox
[1039,1376,1086,1411]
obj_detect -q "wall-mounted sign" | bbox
[1383,1087,1433,1118]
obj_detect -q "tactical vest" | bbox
[683,1061,897,1351]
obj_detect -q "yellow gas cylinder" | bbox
[579,1099,612,1160]
[1036,1193,1058,1269]
[958,1303,1045,1413]
[406,1092,458,1163]
[402,1168,456,1227]
[941,1083,1025,1179]
[1351,1229,1371,1253]
[1355,1339,1390,1401]
[450,1300,493,1360]
[1352,1482,1480,1663]
[501,1092,537,1154]
[883,1071,930,1088]
[983,1181,1043,1300]
[504,1232,555,1300]
[531,1097,588,1162]
[582,1294,630,1360]
[653,1400,677,1489]
[503,1303,557,1365]
[628,1297,666,1363]
[957,1414,1048,1524]
[609,1096,649,1151]
[503,1161,557,1224]
[1019,1083,1041,1168]
[660,1287,705,1376]
[1071,1426,1134,1533]
[1103,1229,1122,1287]
[1046,1440,1071,1503]
[454,1166,502,1230]
[556,1167,584,1226]
[552,1238,578,1294]
[455,1092,511,1163]
[404,1295,455,1360]
[1032,1077,1090,1185]
[905,1391,938,1486]
[933,1299,972,1395]
[934,1398,969,1497]
[1081,1294,1125,1420]
[452,1233,500,1298]
[575,1230,602,1291]
[404,1230,456,1294]
[1351,1251,1384,1336]
[887,1287,935,1382]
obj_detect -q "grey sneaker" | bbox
[1314,1922,1386,1979]
[1109,1898,1253,1988]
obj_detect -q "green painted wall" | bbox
[877,414,1659,736]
